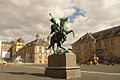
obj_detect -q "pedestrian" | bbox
[109,59,114,66]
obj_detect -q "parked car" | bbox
[0,61,7,65]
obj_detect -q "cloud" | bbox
[0,0,120,48]
[11,0,31,7]
[0,0,75,41]
[68,0,120,46]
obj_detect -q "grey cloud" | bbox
[1,0,120,48]
[0,0,75,44]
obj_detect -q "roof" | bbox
[2,41,12,45]
[23,39,49,48]
[92,26,120,39]
[72,25,120,45]
[16,37,25,43]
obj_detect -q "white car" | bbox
[0,61,7,64]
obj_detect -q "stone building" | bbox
[72,26,120,63]
[11,38,26,59]
[16,37,53,63]
[0,41,13,61]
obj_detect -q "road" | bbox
[0,64,120,80]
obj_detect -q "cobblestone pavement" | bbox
[0,64,120,80]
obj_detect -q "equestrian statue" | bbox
[47,13,75,53]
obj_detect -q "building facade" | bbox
[16,38,53,63]
[11,38,26,59]
[0,41,13,61]
[72,26,120,63]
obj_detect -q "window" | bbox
[88,42,92,48]
[75,45,78,50]
[84,43,87,49]
[45,52,48,59]
[83,42,92,49]
[104,41,107,47]
[109,40,114,46]
[39,47,42,51]
[97,42,101,48]
[39,52,42,58]
[78,44,81,50]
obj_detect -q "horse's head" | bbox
[59,17,68,26]
[60,17,68,22]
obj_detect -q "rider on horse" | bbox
[49,17,60,36]
[47,13,75,52]
[49,13,67,43]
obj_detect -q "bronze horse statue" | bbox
[47,17,75,52]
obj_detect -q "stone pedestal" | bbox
[45,53,81,79]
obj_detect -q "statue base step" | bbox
[45,67,81,79]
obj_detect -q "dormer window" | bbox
[100,34,102,37]
[112,30,115,34]
[118,31,120,34]
[81,38,84,41]
[97,34,102,39]
[87,36,89,39]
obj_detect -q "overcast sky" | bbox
[0,0,120,48]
